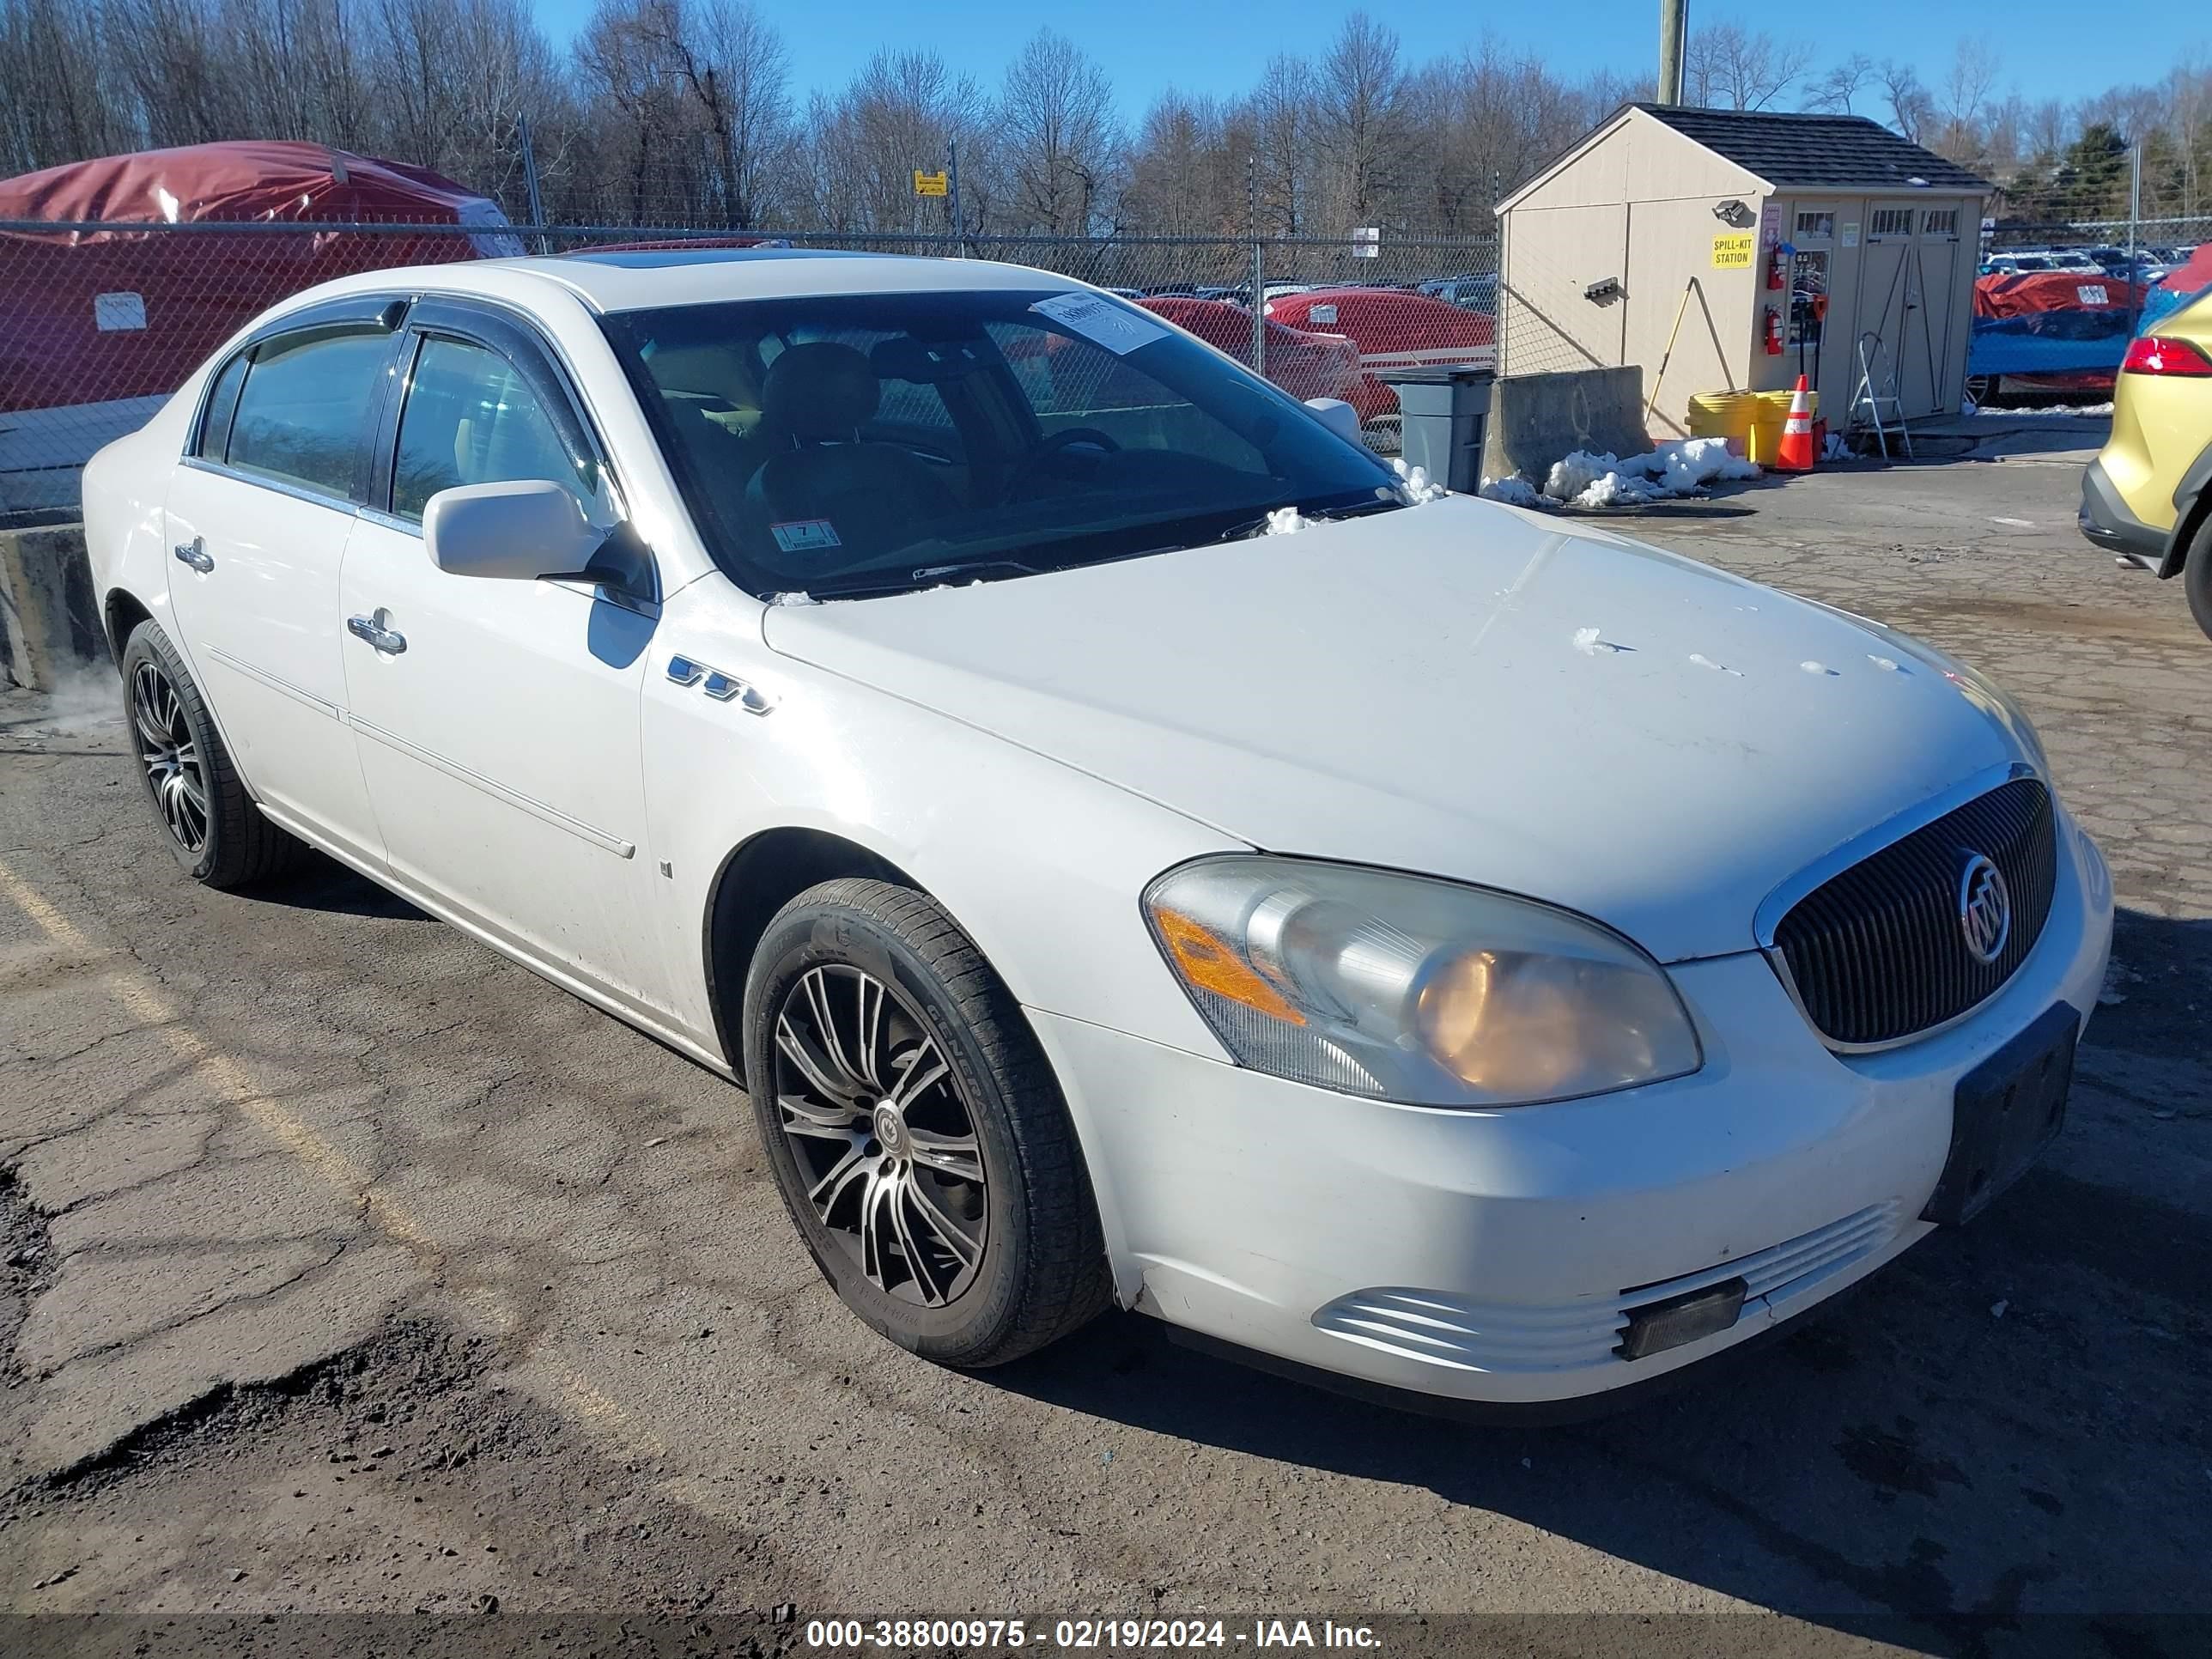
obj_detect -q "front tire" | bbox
[742,878,1110,1367]
[119,621,306,888]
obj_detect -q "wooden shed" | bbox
[1495,106,1991,437]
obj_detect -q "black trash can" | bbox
[1373,365,1492,493]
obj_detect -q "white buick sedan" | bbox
[83,250,2112,1410]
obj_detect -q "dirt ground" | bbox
[2,413,2206,1659]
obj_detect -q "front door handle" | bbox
[173,537,213,574]
[346,611,407,655]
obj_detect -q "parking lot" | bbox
[2,415,2206,1656]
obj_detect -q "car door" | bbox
[163,301,403,867]
[336,302,676,1021]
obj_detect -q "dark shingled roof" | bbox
[1632,105,1990,193]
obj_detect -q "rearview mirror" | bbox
[1304,397,1361,445]
[422,480,608,582]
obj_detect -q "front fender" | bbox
[640,580,1239,1067]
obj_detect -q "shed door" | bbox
[1785,201,1849,398]
[1855,203,1937,416]
[1914,204,1966,413]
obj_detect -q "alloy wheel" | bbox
[772,964,988,1307]
[131,660,209,853]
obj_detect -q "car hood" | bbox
[763,497,2030,962]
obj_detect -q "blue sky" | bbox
[531,0,2191,118]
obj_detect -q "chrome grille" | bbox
[1771,778,2057,1048]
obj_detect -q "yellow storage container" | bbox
[1745,388,1817,464]
[1686,392,1759,446]
[1687,389,1817,464]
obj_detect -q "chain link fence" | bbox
[0,218,1496,519]
[1981,215,2209,265]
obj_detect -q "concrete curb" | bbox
[0,523,103,691]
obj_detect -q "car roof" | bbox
[282,246,1091,318]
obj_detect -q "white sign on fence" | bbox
[1351,227,1379,258]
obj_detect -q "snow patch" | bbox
[1572,627,1632,656]
[1262,506,1306,536]
[1479,475,1544,508]
[1866,653,1902,672]
[770,591,821,606]
[1800,660,1838,676]
[1541,439,1761,508]
[1687,653,1744,677]
[1390,457,1449,503]
[1975,401,2112,417]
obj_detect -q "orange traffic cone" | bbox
[1775,374,1817,473]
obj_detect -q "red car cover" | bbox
[0,142,519,414]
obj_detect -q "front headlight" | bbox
[1143,857,1702,1108]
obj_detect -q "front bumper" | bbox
[1032,811,2113,1406]
[2079,457,2174,572]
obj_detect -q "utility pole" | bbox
[1658,0,1686,106]
[1249,153,1266,378]
[2126,139,2142,332]
[517,112,548,254]
[947,138,963,256]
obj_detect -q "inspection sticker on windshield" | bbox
[770,520,842,553]
[1030,291,1170,355]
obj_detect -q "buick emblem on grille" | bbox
[1957,853,2012,965]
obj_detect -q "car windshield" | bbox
[600,287,1402,599]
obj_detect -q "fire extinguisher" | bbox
[1763,306,1784,356]
[1766,242,1788,291]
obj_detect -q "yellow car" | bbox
[2080,292,2212,639]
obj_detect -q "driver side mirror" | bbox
[422,480,611,584]
[1304,397,1361,445]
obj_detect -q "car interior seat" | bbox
[746,341,952,564]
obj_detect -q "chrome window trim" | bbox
[1752,759,2048,1056]
[179,455,363,517]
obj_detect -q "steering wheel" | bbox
[1000,427,1121,501]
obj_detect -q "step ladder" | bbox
[1849,331,1912,459]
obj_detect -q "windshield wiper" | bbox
[1217,495,1406,544]
[791,558,1047,601]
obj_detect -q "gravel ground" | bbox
[1,416,2205,1659]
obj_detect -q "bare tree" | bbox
[998,28,1117,234]
[1876,59,1936,143]
[1682,21,1813,112]
[1246,53,1312,234]
[1806,54,1875,115]
[1313,10,1410,229]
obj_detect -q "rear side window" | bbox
[390,336,595,522]
[224,328,391,500]
[194,352,250,460]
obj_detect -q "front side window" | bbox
[1795,211,1834,241]
[391,336,596,522]
[604,288,1399,599]
[1869,208,1916,239]
[1923,209,1960,238]
[224,326,392,499]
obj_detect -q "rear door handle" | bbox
[345,611,407,654]
[173,537,213,574]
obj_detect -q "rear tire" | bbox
[742,878,1110,1368]
[120,621,307,889]
[2185,514,2212,644]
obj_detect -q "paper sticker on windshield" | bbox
[1030,291,1170,355]
[770,520,842,553]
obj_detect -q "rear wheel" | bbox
[742,878,1110,1367]
[120,621,306,888]
[2185,514,2212,644]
